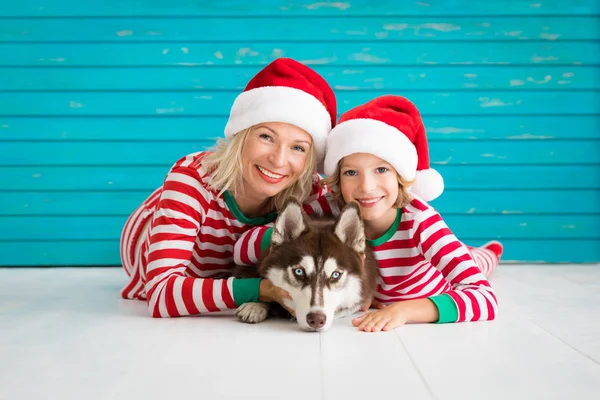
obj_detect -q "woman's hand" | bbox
[259,279,295,316]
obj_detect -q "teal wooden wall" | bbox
[1,0,599,265]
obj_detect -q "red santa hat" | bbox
[224,58,337,166]
[324,95,444,201]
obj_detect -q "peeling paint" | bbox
[156,108,184,114]
[436,157,453,165]
[428,127,484,134]
[507,134,554,139]
[527,75,552,84]
[463,73,477,78]
[350,53,388,63]
[32,174,41,178]
[539,33,560,40]
[503,31,523,37]
[519,223,528,227]
[510,79,525,86]
[466,208,475,214]
[162,48,169,54]
[116,30,133,37]
[334,85,359,90]
[562,72,574,78]
[502,210,523,214]
[176,62,198,66]
[272,48,285,57]
[464,83,478,88]
[374,32,388,39]
[481,153,495,157]
[557,80,571,85]
[305,2,350,10]
[416,2,431,6]
[299,57,336,64]
[0,124,8,128]
[383,23,408,31]
[479,97,510,108]
[237,48,259,57]
[181,47,189,54]
[108,181,113,185]
[562,224,577,229]
[478,22,491,28]
[69,101,83,108]
[531,55,558,63]
[419,73,426,78]
[49,58,65,62]
[214,51,224,59]
[423,23,460,32]
[342,69,363,75]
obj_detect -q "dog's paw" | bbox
[236,302,270,324]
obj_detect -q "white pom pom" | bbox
[410,168,444,201]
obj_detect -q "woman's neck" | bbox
[233,192,272,218]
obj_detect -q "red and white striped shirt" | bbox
[234,193,498,323]
[119,151,326,318]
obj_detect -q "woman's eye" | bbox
[294,268,304,277]
[376,167,388,173]
[293,145,306,153]
[343,170,357,176]
[331,271,341,280]
[259,133,273,141]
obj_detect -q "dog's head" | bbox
[259,198,368,331]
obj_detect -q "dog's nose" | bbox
[307,312,327,330]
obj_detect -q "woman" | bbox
[119,58,337,317]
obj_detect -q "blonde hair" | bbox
[321,158,414,209]
[202,126,317,212]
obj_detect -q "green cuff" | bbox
[259,227,273,254]
[232,278,262,306]
[428,294,459,324]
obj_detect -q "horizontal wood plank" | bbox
[2,115,598,140]
[2,17,598,42]
[1,0,598,17]
[2,215,599,241]
[1,66,596,91]
[2,140,598,166]
[1,91,598,116]
[3,190,598,216]
[3,165,597,190]
[2,42,597,66]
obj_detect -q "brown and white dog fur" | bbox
[235,198,379,332]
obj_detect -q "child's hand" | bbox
[360,298,386,312]
[352,303,407,332]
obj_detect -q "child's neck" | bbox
[363,207,399,241]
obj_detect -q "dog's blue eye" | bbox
[294,268,304,276]
[331,271,341,279]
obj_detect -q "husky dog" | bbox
[235,198,379,332]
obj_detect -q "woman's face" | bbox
[240,122,313,201]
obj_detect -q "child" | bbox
[234,95,502,332]
[323,95,502,332]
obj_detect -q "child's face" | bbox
[240,122,312,201]
[339,153,399,223]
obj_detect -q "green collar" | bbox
[367,208,402,247]
[223,191,277,225]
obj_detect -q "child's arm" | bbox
[353,298,439,332]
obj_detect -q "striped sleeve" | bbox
[303,191,340,218]
[232,224,274,266]
[144,166,260,318]
[411,206,498,323]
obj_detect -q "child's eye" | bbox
[343,170,357,176]
[376,167,388,173]
[293,145,306,153]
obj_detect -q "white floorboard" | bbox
[1,265,600,400]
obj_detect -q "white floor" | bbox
[1,265,600,400]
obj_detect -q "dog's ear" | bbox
[272,197,307,246]
[334,201,366,253]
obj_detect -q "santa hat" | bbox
[224,58,337,166]
[324,95,444,201]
